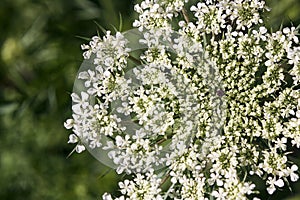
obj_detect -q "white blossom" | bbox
[65,0,300,199]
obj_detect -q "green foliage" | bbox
[1,0,300,199]
[0,0,133,199]
[266,0,300,29]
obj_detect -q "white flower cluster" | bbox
[64,31,131,153]
[65,0,300,199]
[133,0,189,31]
[103,172,163,200]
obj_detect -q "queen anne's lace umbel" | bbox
[65,0,300,199]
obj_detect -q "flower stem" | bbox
[182,8,190,23]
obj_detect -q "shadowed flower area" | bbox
[1,0,300,200]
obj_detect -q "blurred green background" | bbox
[0,0,300,199]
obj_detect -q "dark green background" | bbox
[0,0,300,199]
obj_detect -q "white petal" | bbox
[87,87,97,95]
[71,93,81,103]
[296,110,300,118]
[76,144,85,153]
[78,71,89,79]
[81,44,90,50]
[72,104,82,114]
[267,186,276,194]
[274,179,284,187]
[104,70,111,77]
[211,191,219,198]
[265,60,272,66]
[102,193,113,200]
[292,164,298,171]
[68,134,78,143]
[115,135,123,147]
[291,173,299,182]
[216,179,223,186]
[64,119,74,129]
[81,92,89,101]
[289,109,295,115]
[260,27,267,34]
[283,27,290,34]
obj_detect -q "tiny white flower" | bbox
[267,185,276,195]
[64,119,74,129]
[68,134,78,143]
[75,144,85,153]
[289,165,299,182]
[102,193,113,200]
[274,179,284,187]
